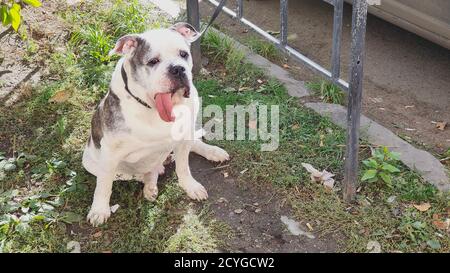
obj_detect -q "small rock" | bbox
[67,241,81,253]
[391,207,401,217]
[110,204,119,213]
[366,240,382,253]
[255,208,262,213]
[234,209,244,214]
[387,196,396,203]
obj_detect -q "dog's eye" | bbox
[148,58,160,66]
[180,50,189,59]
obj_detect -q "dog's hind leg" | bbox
[143,170,159,201]
[191,140,229,162]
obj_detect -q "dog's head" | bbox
[110,22,199,122]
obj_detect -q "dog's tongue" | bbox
[155,93,175,122]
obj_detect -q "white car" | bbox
[346,0,450,49]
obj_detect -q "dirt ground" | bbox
[190,154,338,253]
[199,0,450,155]
[0,1,69,107]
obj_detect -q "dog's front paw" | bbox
[87,204,111,227]
[180,178,208,201]
[143,185,158,201]
[205,146,229,162]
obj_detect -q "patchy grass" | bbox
[198,31,450,253]
[164,208,218,253]
[306,80,345,105]
[246,36,282,61]
[201,30,265,83]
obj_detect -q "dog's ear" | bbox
[170,22,200,43]
[109,35,139,56]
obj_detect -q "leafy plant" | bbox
[0,153,82,248]
[307,80,344,104]
[64,0,155,88]
[362,146,401,187]
[0,0,42,31]
[0,152,36,181]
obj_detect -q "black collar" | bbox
[121,65,152,109]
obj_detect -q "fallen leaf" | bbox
[306,223,313,231]
[283,63,290,69]
[253,202,259,206]
[369,97,383,103]
[404,105,414,109]
[291,124,300,130]
[267,30,280,35]
[238,86,251,92]
[93,231,103,238]
[234,209,243,214]
[49,90,71,103]
[432,219,450,230]
[257,79,263,84]
[436,122,447,131]
[217,197,228,203]
[301,163,322,180]
[224,87,236,92]
[240,168,248,174]
[255,208,261,213]
[223,172,229,178]
[366,240,381,253]
[301,163,335,189]
[413,203,431,212]
[102,250,112,253]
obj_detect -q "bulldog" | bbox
[82,23,229,227]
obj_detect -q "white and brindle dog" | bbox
[82,23,229,227]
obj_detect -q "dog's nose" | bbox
[169,65,186,77]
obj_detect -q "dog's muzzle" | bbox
[168,65,190,98]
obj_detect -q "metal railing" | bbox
[187,0,370,201]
